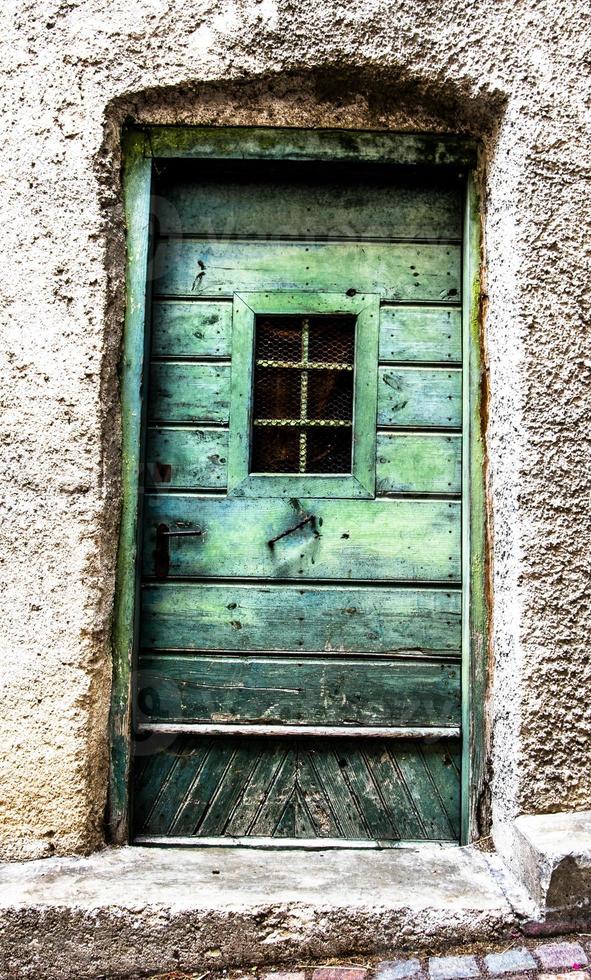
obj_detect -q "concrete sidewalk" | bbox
[148,938,591,980]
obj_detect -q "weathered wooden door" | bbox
[131,152,466,845]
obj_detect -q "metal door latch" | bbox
[267,514,317,547]
[155,523,203,579]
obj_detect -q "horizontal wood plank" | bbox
[145,426,229,489]
[379,306,462,363]
[138,722,460,739]
[144,431,462,495]
[148,127,476,167]
[376,433,462,495]
[132,734,461,841]
[150,302,463,362]
[149,365,461,429]
[142,495,461,582]
[137,654,461,727]
[149,363,230,423]
[141,582,461,655]
[151,300,232,357]
[153,240,461,303]
[154,171,462,241]
[377,367,462,428]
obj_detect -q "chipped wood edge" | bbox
[137,723,461,739]
[134,835,459,849]
[108,130,153,844]
[461,170,488,844]
[146,126,478,167]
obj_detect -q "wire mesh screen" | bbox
[250,315,356,474]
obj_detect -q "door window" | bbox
[228,291,379,498]
[251,314,355,475]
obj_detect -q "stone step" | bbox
[0,844,535,979]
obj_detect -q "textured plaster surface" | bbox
[0,845,533,977]
[0,0,590,861]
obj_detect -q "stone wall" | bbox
[1,0,589,861]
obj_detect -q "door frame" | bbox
[108,125,486,846]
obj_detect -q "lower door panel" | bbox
[132,735,461,844]
[137,654,461,728]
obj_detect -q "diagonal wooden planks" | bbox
[132,736,461,842]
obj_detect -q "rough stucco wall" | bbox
[0,0,589,861]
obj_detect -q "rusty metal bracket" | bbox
[267,514,317,547]
[155,523,203,578]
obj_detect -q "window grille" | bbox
[250,315,355,474]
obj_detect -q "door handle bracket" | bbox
[267,514,318,548]
[155,523,203,579]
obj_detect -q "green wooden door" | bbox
[131,156,465,845]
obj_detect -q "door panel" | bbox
[376,434,462,495]
[154,165,463,240]
[144,429,462,494]
[379,306,462,363]
[140,583,461,655]
[151,300,233,357]
[137,654,461,727]
[133,735,461,842]
[377,367,462,427]
[131,156,467,847]
[142,495,461,582]
[145,426,228,490]
[153,240,461,303]
[149,362,231,423]
[151,299,462,362]
[148,363,462,429]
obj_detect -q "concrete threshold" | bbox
[0,844,536,980]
